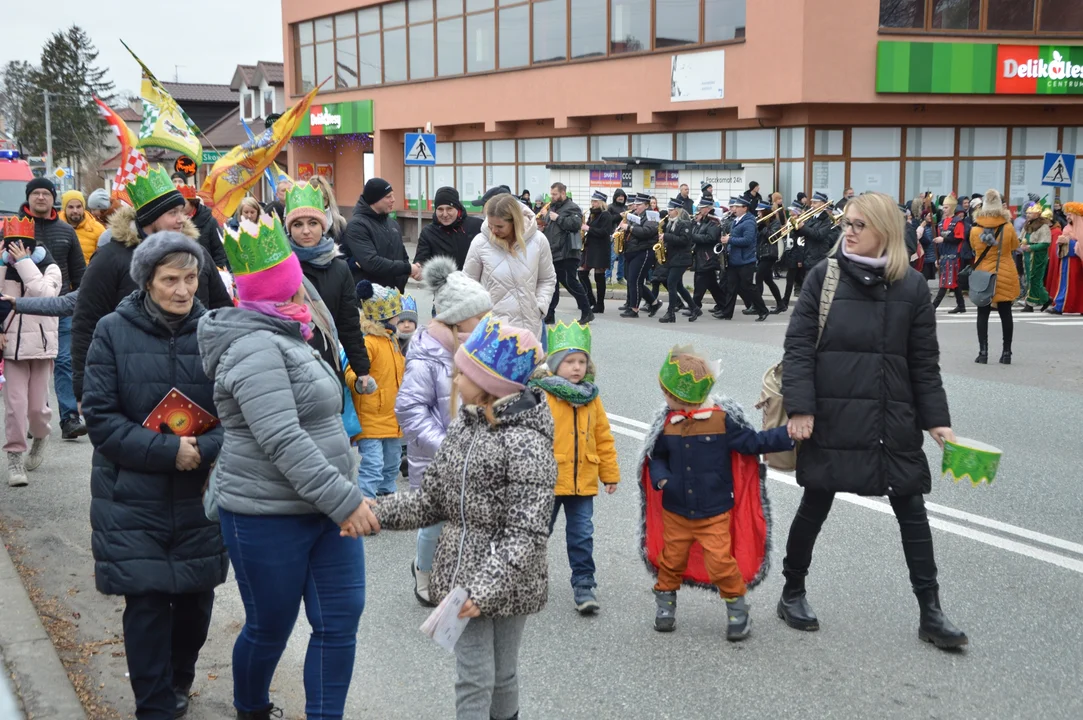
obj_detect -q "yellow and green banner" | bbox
[292,100,374,137]
[876,41,1083,95]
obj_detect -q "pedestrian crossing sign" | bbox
[1041,152,1075,188]
[404,132,437,167]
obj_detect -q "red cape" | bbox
[1050,238,1083,314]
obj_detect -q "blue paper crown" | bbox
[401,295,418,313]
[462,314,542,389]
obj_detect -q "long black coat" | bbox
[415,208,483,270]
[662,218,693,269]
[691,218,722,273]
[301,254,370,377]
[83,293,229,596]
[782,250,951,497]
[796,212,837,269]
[581,207,614,270]
[342,198,412,291]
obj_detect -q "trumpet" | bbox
[611,211,629,253]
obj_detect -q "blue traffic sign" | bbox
[404,133,437,166]
[1041,152,1075,188]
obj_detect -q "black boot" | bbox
[687,306,703,322]
[947,305,966,314]
[647,300,664,317]
[579,308,595,324]
[237,706,283,720]
[619,307,639,318]
[776,573,819,631]
[544,312,555,325]
[975,344,988,364]
[654,590,676,632]
[593,299,605,314]
[174,683,192,718]
[658,311,676,323]
[915,588,967,649]
[999,350,1012,365]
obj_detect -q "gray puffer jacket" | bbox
[198,307,364,524]
[374,389,557,617]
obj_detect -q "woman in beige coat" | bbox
[463,193,557,342]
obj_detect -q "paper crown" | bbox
[547,320,591,357]
[285,181,325,217]
[659,345,718,405]
[462,314,544,390]
[177,184,197,200]
[223,214,293,276]
[2,216,34,240]
[357,280,403,322]
[127,165,178,210]
[400,294,418,314]
[941,437,1002,486]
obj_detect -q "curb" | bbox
[0,543,86,719]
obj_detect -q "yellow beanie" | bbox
[61,189,85,210]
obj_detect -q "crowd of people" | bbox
[8,161,1083,720]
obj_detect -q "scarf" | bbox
[290,236,337,268]
[143,293,190,335]
[427,320,469,354]
[238,300,314,340]
[841,244,888,269]
[530,375,599,407]
[667,406,721,424]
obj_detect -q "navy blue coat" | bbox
[84,292,228,596]
[727,214,758,267]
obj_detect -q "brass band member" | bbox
[795,191,836,271]
[578,191,616,314]
[779,200,807,310]
[658,198,696,323]
[689,197,724,319]
[755,200,786,314]
[618,193,662,318]
[717,196,770,321]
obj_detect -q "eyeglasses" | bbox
[839,219,868,234]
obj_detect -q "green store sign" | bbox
[293,99,374,137]
[876,41,1083,95]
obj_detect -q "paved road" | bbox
[2,281,1081,720]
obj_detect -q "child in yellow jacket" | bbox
[529,321,619,614]
[347,280,405,498]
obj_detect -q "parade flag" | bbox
[94,97,138,158]
[199,85,321,223]
[240,117,281,192]
[120,40,203,165]
[112,147,149,205]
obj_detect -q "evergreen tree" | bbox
[0,61,37,153]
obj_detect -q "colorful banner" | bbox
[316,163,334,185]
[877,41,1083,95]
[94,97,138,160]
[293,100,374,137]
[297,163,315,180]
[655,170,680,189]
[589,169,623,187]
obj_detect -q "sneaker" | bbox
[7,452,27,488]
[573,586,600,615]
[725,595,752,641]
[60,417,87,440]
[654,590,676,632]
[26,437,47,471]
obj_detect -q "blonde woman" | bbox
[310,175,348,244]
[227,197,261,232]
[779,192,966,651]
[463,192,556,341]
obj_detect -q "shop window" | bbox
[879,0,924,28]
[632,133,674,160]
[656,0,699,48]
[315,41,335,90]
[315,16,334,42]
[1011,127,1058,156]
[487,165,518,193]
[498,5,530,68]
[571,0,607,58]
[987,0,1035,31]
[553,136,588,162]
[851,161,900,200]
[467,12,496,72]
[383,28,408,82]
[726,129,775,160]
[438,0,463,16]
[851,128,901,158]
[778,162,805,206]
[1065,128,1083,156]
[779,128,805,159]
[410,24,435,79]
[518,165,551,198]
[359,36,382,86]
[384,2,407,27]
[958,159,1005,196]
[811,161,845,200]
[438,18,465,76]
[591,135,629,159]
[409,0,434,22]
[906,128,954,157]
[518,138,550,162]
[1009,158,1045,205]
[677,131,722,161]
[611,0,650,54]
[457,141,484,163]
[905,160,954,202]
[358,7,381,32]
[932,0,980,30]
[959,127,1007,157]
[533,0,567,63]
[814,130,843,156]
[704,0,746,42]
[457,166,485,201]
[1041,0,1083,32]
[487,140,516,163]
[433,166,456,198]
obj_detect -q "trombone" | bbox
[756,205,785,225]
[768,200,834,244]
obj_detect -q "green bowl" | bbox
[942,437,1002,486]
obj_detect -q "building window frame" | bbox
[878,0,1082,36]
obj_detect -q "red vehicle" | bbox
[0,148,34,217]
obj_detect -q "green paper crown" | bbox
[547,321,591,357]
[941,438,1002,486]
[126,165,177,210]
[223,214,293,276]
[659,345,715,405]
[285,181,325,217]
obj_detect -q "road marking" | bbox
[606,414,1083,575]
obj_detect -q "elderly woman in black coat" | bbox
[779,191,967,651]
[83,231,228,719]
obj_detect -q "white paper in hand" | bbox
[646,210,661,223]
[420,587,472,653]
[627,213,642,226]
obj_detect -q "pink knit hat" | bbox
[234,253,304,303]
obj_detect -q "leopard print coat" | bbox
[374,388,557,617]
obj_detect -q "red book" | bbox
[142,388,219,437]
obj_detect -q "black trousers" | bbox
[692,270,725,308]
[549,258,591,316]
[123,590,215,720]
[718,263,768,318]
[977,301,1014,350]
[578,269,606,307]
[625,250,656,312]
[756,257,784,306]
[665,266,694,312]
[933,287,965,309]
[782,264,806,304]
[782,489,938,593]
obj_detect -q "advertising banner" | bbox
[589,169,623,187]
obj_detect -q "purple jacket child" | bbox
[395,324,455,491]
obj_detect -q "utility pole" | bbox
[43,90,53,178]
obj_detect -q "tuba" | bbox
[653,216,668,264]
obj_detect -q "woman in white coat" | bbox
[464,193,557,341]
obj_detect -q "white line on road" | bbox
[606,415,1083,575]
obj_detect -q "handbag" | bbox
[962,226,1002,307]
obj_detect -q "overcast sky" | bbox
[4,1,284,97]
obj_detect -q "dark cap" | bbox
[362,177,393,205]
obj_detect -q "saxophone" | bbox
[611,211,629,253]
[653,216,668,264]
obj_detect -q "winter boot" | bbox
[237,705,283,720]
[412,563,435,607]
[777,574,819,631]
[647,300,664,317]
[653,590,676,632]
[579,308,595,325]
[974,344,988,364]
[174,682,192,718]
[947,304,966,314]
[60,416,87,440]
[593,299,605,314]
[658,311,676,323]
[7,452,27,488]
[687,306,703,322]
[999,351,1012,365]
[26,437,47,472]
[915,588,968,650]
[573,586,600,615]
[725,596,752,641]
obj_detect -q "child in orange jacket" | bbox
[529,321,619,614]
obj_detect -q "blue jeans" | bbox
[54,316,77,419]
[548,496,596,589]
[607,248,625,282]
[219,510,365,720]
[416,522,445,573]
[356,438,401,498]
